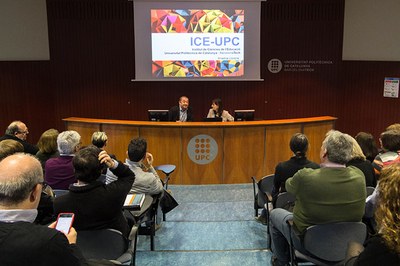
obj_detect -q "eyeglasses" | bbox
[17,130,29,135]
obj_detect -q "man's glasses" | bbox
[17,130,29,135]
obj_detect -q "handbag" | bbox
[159,189,179,214]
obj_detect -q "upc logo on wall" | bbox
[187,134,218,165]
[267,58,282,73]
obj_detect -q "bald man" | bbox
[0,154,85,265]
[0,121,38,155]
[168,96,194,122]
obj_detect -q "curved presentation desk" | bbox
[63,116,336,185]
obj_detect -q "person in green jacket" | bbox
[270,130,366,266]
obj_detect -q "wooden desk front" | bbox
[63,116,336,185]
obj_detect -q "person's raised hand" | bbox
[98,150,114,168]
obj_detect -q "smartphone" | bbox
[55,213,75,234]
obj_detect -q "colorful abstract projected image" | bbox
[151,9,244,78]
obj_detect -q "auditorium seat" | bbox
[251,174,274,217]
[76,227,138,265]
[287,221,367,266]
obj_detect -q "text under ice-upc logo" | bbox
[187,134,218,165]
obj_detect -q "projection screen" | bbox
[133,0,265,81]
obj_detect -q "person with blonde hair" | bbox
[91,131,108,149]
[347,136,376,187]
[385,123,400,132]
[36,129,60,170]
[345,163,400,265]
[0,139,24,161]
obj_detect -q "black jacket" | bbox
[168,105,194,122]
[0,134,39,155]
[0,221,84,266]
[54,162,135,237]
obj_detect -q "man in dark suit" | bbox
[0,121,38,155]
[168,96,194,122]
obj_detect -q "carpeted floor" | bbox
[135,184,272,266]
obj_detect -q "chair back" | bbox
[301,222,367,262]
[275,192,295,212]
[257,174,274,207]
[76,228,128,260]
[155,164,176,190]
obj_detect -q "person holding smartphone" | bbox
[0,153,85,266]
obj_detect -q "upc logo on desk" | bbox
[187,134,218,165]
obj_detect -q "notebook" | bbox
[123,193,145,210]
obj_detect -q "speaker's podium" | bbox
[63,116,336,185]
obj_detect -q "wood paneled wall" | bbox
[1,0,399,152]
[63,116,335,184]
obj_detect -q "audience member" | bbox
[45,130,81,190]
[0,139,54,224]
[91,131,108,149]
[36,128,60,170]
[347,136,377,187]
[0,153,85,265]
[106,138,163,195]
[0,121,38,155]
[0,138,55,225]
[0,139,24,161]
[269,130,366,266]
[168,96,193,122]
[372,130,400,177]
[355,132,379,163]
[365,128,400,220]
[255,133,319,225]
[345,163,400,266]
[54,146,135,237]
[106,138,178,217]
[385,122,400,131]
[364,130,400,228]
[206,98,234,122]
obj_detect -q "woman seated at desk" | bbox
[206,98,234,122]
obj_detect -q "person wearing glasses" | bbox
[0,153,86,265]
[0,120,38,155]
